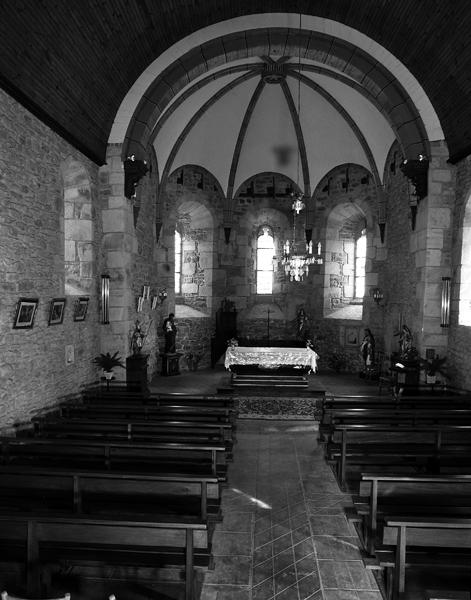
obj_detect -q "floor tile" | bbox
[313,536,362,561]
[199,584,251,599]
[252,577,275,600]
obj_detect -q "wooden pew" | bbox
[320,395,471,423]
[319,408,471,443]
[82,387,235,408]
[0,436,228,478]
[351,473,471,554]
[325,423,471,489]
[59,403,236,424]
[29,417,234,444]
[0,512,209,600]
[0,465,221,520]
[380,516,471,599]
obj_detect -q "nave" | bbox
[1,367,471,600]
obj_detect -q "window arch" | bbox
[175,229,182,294]
[61,158,93,295]
[459,196,471,325]
[354,229,367,299]
[256,226,274,294]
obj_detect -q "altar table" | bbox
[224,346,319,373]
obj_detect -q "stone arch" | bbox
[110,14,443,156]
[163,165,222,316]
[60,157,94,295]
[314,164,377,319]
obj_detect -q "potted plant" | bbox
[420,355,448,384]
[93,351,125,380]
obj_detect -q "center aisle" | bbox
[200,419,381,600]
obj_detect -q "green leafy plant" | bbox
[420,355,448,377]
[93,351,125,372]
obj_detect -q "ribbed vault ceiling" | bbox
[1,1,470,165]
[154,56,395,197]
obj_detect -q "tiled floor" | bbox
[150,367,383,600]
[199,420,380,600]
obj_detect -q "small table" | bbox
[160,352,182,376]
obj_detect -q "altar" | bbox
[223,346,322,418]
[225,346,318,372]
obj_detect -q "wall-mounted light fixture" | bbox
[372,287,384,306]
[441,277,451,327]
[101,275,110,324]
[123,154,149,199]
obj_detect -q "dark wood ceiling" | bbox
[1,0,470,165]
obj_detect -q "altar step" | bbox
[231,373,308,388]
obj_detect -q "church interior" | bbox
[2,2,471,600]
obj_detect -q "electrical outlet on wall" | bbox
[65,345,75,365]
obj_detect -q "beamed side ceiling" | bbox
[1,1,470,165]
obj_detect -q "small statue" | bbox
[296,308,310,341]
[360,328,375,372]
[162,313,177,353]
[131,320,146,355]
[398,325,412,358]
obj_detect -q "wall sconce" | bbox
[441,277,451,327]
[158,288,168,305]
[372,287,384,306]
[123,154,149,199]
[101,275,110,324]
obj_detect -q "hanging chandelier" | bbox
[281,13,322,282]
[282,194,322,281]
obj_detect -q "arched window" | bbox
[354,229,367,299]
[175,230,182,294]
[257,226,274,294]
[459,197,471,325]
[61,158,93,296]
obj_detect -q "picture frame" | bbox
[345,326,360,346]
[48,298,66,326]
[13,298,39,329]
[73,297,89,322]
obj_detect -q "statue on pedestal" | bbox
[163,313,177,353]
[131,320,146,355]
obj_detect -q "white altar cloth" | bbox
[224,346,319,372]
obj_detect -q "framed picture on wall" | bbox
[48,298,66,325]
[73,297,89,322]
[345,327,360,346]
[13,298,39,329]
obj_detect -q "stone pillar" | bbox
[99,143,135,377]
[414,140,454,356]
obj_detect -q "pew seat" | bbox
[375,516,471,600]
[0,465,221,520]
[0,512,209,600]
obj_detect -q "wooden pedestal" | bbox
[160,352,181,376]
[126,353,149,393]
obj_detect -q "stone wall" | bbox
[0,89,101,426]
[448,154,471,389]
[172,317,213,371]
